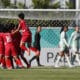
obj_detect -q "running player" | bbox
[55,26,72,67]
[14,13,40,66]
[69,26,80,66]
[12,24,30,68]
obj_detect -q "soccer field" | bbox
[0,67,80,80]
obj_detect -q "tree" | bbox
[66,1,74,9]
[17,2,25,9]
[32,0,50,9]
[50,2,60,9]
[1,0,10,8]
[32,0,60,9]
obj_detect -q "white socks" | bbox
[65,54,72,67]
[55,56,61,67]
[75,54,80,65]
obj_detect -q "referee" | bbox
[29,26,42,66]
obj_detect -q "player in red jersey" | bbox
[3,26,23,69]
[0,23,6,69]
[14,13,40,63]
[12,24,30,68]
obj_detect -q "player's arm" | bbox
[68,32,74,47]
[62,32,69,47]
[11,24,20,35]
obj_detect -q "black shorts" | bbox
[33,43,41,51]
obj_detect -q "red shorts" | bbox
[0,47,4,55]
[0,43,4,55]
[21,34,32,43]
[5,44,17,57]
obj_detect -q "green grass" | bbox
[0,67,80,80]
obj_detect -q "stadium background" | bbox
[24,27,75,66]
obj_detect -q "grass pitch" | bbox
[0,67,80,80]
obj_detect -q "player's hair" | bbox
[0,23,4,32]
[60,25,68,33]
[9,23,15,31]
[18,13,25,19]
[3,23,10,32]
[37,26,41,29]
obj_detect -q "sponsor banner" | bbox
[23,48,59,66]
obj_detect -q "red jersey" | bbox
[0,33,4,47]
[19,20,31,36]
[0,33,4,54]
[3,33,13,46]
[13,32,21,47]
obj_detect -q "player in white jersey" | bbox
[69,26,80,66]
[55,26,72,67]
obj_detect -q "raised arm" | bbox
[11,24,20,34]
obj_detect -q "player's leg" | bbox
[19,49,30,68]
[75,52,80,66]
[54,51,64,67]
[9,55,14,69]
[5,47,12,69]
[0,54,2,64]
[72,47,80,66]
[71,54,76,65]
[20,36,29,53]
[65,49,72,67]
[0,48,6,69]
[1,56,6,69]
[29,44,40,66]
[11,46,23,68]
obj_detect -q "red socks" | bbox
[5,58,12,69]
[20,45,28,51]
[15,58,23,67]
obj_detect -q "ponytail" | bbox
[60,25,68,33]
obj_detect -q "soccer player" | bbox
[3,26,23,69]
[12,24,30,68]
[30,26,42,66]
[0,23,5,69]
[14,13,40,65]
[55,26,72,67]
[69,26,80,66]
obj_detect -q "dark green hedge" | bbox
[0,18,73,27]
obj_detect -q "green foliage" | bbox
[17,2,25,9]
[32,0,50,9]
[66,1,74,9]
[50,2,60,9]
[1,0,10,8]
[0,18,18,25]
[32,0,60,9]
[0,18,71,27]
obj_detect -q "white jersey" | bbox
[59,31,69,51]
[69,31,80,52]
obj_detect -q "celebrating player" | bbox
[12,24,30,68]
[3,25,23,69]
[13,13,40,66]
